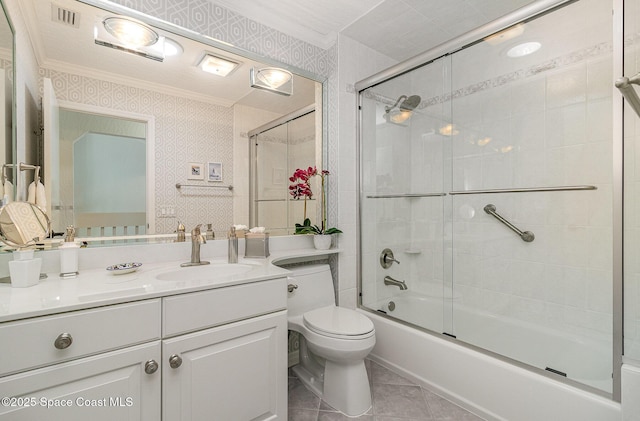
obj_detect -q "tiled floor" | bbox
[288,359,485,420]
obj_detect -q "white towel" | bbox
[3,179,13,204]
[27,181,36,204]
[35,180,46,210]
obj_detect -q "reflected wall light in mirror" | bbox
[198,53,240,76]
[94,15,165,61]
[250,67,293,96]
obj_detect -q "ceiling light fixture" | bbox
[507,41,541,58]
[250,67,293,96]
[383,95,421,125]
[103,16,158,48]
[198,53,240,77]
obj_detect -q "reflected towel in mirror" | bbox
[27,180,46,210]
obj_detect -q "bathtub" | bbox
[362,294,621,421]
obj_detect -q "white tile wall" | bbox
[358,0,615,367]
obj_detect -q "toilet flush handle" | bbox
[288,284,298,293]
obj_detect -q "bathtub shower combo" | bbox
[356,0,640,418]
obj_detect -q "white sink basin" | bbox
[155,263,255,282]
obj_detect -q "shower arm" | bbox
[484,204,534,243]
[616,74,640,119]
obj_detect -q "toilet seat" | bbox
[303,306,374,339]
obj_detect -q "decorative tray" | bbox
[106,262,142,275]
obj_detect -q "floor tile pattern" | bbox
[288,360,485,420]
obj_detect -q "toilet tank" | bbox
[286,264,336,317]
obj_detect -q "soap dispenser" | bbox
[177,221,186,242]
[205,223,215,240]
[228,226,238,264]
[59,226,79,278]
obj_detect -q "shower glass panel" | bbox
[624,0,640,364]
[359,56,452,335]
[359,0,613,394]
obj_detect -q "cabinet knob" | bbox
[144,359,159,374]
[169,354,182,369]
[54,333,73,350]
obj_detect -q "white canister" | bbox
[9,250,41,288]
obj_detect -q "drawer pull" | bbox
[54,333,73,350]
[169,354,182,369]
[144,360,159,374]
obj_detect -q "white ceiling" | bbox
[211,0,538,61]
[21,0,542,112]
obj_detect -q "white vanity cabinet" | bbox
[0,300,163,420]
[161,277,288,420]
[0,275,288,421]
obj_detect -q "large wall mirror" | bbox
[10,0,324,243]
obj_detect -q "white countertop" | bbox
[0,236,339,323]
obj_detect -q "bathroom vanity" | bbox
[0,243,335,420]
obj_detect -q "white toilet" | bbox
[287,264,375,417]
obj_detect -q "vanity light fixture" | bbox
[383,95,421,125]
[198,53,240,77]
[250,67,293,96]
[95,16,164,61]
[103,16,158,48]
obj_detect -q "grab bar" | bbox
[484,204,534,242]
[449,185,596,195]
[616,74,640,119]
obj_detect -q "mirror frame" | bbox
[0,0,16,197]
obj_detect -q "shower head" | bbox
[384,94,421,124]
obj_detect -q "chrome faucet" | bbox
[384,276,408,290]
[181,224,210,267]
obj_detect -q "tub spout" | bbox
[384,276,407,290]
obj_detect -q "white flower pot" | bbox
[313,234,332,250]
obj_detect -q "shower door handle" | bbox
[484,204,534,242]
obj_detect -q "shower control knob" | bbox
[169,354,182,369]
[380,248,400,269]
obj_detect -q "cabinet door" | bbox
[163,311,287,421]
[0,342,161,421]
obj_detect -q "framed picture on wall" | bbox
[208,162,223,182]
[188,162,204,180]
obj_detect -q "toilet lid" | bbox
[303,306,374,337]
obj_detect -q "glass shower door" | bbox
[359,56,452,335]
[448,0,613,393]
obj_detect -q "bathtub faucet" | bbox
[384,276,408,290]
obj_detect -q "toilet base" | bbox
[292,341,372,417]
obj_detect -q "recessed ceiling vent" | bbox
[51,3,80,28]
